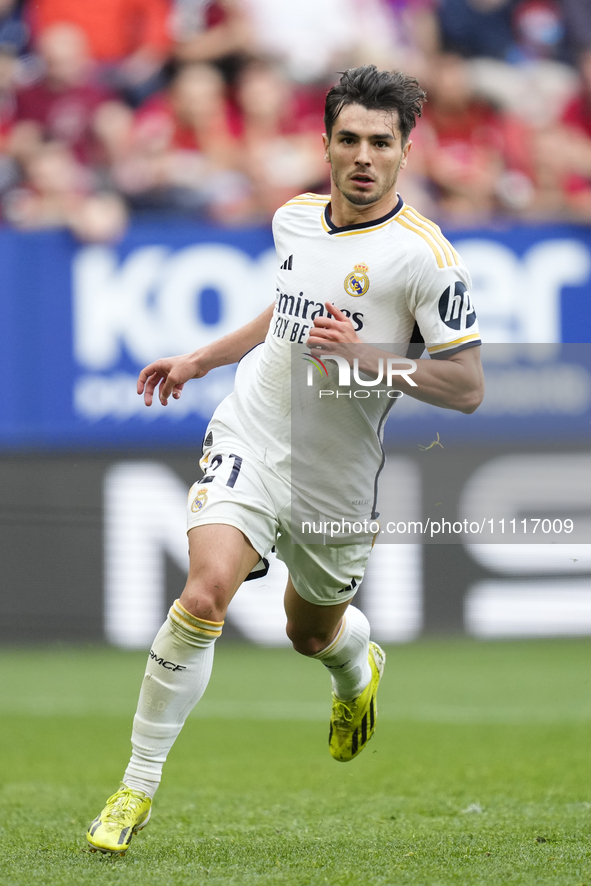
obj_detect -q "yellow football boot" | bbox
[329,641,386,762]
[87,784,151,855]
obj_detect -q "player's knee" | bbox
[180,578,232,623]
[286,621,333,656]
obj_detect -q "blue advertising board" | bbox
[1,220,591,450]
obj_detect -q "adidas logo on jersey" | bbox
[280,255,293,270]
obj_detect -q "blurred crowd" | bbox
[3,0,591,239]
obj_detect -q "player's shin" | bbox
[122,599,223,798]
[313,605,371,700]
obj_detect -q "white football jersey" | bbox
[208,192,480,523]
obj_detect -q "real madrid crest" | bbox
[344,263,370,297]
[191,488,209,512]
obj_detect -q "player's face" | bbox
[323,104,411,208]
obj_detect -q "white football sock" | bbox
[122,599,223,799]
[313,605,371,701]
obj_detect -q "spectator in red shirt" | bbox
[173,0,254,83]
[558,48,591,216]
[233,57,327,214]
[110,63,254,222]
[421,53,534,220]
[26,0,172,104]
[10,23,116,164]
[137,61,241,158]
[3,139,128,240]
[0,46,16,139]
[562,50,591,141]
[0,46,19,206]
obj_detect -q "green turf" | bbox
[1,639,591,885]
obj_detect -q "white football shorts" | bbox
[186,441,372,606]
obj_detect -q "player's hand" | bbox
[307,302,361,347]
[137,354,207,406]
[306,302,361,362]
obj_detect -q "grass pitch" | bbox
[1,638,591,885]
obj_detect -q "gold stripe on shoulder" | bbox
[284,201,329,207]
[403,207,459,267]
[410,208,460,265]
[395,216,445,269]
[285,192,329,202]
[402,208,454,266]
[284,198,330,209]
[427,334,480,353]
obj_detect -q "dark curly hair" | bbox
[324,65,426,145]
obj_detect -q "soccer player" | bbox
[87,65,484,855]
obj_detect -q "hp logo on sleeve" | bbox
[439,282,476,331]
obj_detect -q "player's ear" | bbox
[322,133,330,163]
[400,139,412,170]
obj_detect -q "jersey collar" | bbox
[322,194,404,236]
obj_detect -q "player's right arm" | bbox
[137,302,275,406]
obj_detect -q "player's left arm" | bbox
[387,344,484,413]
[307,302,484,414]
